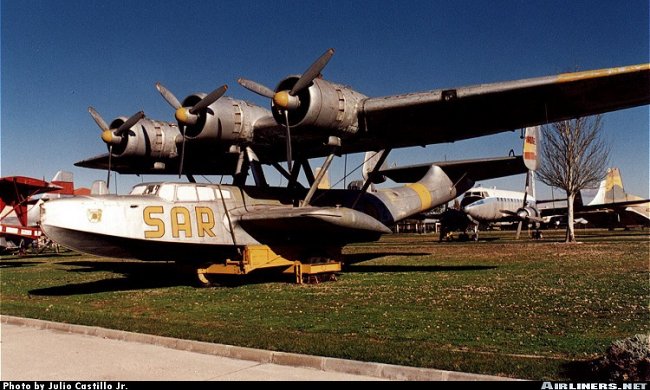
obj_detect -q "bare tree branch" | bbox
[537,115,610,242]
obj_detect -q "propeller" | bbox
[88,107,144,191]
[515,170,533,239]
[238,48,335,172]
[155,82,228,176]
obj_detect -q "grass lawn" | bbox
[1,229,648,379]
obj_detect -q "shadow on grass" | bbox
[0,261,44,268]
[27,260,309,295]
[1,252,79,261]
[343,252,431,265]
[28,261,198,296]
[436,237,501,243]
[28,251,496,295]
[345,264,497,273]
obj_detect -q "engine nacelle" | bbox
[179,94,270,146]
[517,206,541,221]
[107,117,181,159]
[271,77,367,137]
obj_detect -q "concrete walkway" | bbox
[1,316,509,381]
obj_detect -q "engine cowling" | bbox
[177,94,270,146]
[516,206,541,221]
[106,117,181,159]
[271,77,366,137]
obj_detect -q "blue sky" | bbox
[2,0,648,200]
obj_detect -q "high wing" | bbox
[377,156,527,184]
[75,151,239,175]
[240,63,650,164]
[0,176,62,226]
[358,64,650,150]
[78,58,650,175]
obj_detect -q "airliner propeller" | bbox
[155,82,228,177]
[238,48,335,172]
[88,107,144,191]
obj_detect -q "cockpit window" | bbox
[197,186,216,201]
[215,188,231,199]
[157,185,175,201]
[176,185,198,202]
[130,185,147,195]
[143,184,160,195]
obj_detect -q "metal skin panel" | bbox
[179,95,270,144]
[271,78,366,135]
[40,193,260,245]
[108,117,181,159]
[362,64,650,143]
[40,192,261,261]
[371,165,468,224]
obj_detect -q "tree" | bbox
[537,115,610,242]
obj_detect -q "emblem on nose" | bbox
[87,209,102,223]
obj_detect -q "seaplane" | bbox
[42,49,650,283]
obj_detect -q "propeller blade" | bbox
[189,84,228,114]
[155,82,181,109]
[178,125,187,178]
[88,107,109,132]
[290,48,334,96]
[115,111,145,136]
[107,145,113,192]
[515,220,523,240]
[515,172,531,240]
[284,110,292,173]
[237,78,275,99]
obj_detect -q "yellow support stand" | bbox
[196,245,342,284]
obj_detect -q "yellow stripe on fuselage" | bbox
[407,183,432,211]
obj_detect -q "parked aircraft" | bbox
[540,168,650,229]
[447,180,543,241]
[41,149,530,284]
[75,49,650,189]
[0,171,88,253]
[47,49,650,283]
[441,167,649,241]
[438,127,542,240]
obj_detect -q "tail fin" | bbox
[48,171,75,196]
[523,126,540,172]
[521,126,540,205]
[588,168,630,205]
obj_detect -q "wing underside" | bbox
[378,156,527,184]
[75,153,239,175]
